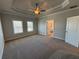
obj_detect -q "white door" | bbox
[65,16,78,47]
[47,20,54,37]
[0,18,4,59]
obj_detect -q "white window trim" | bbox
[12,20,23,34]
[27,21,34,32]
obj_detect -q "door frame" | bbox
[46,20,55,37]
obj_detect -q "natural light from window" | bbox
[27,21,33,32]
[13,20,23,34]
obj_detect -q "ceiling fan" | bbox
[12,2,46,15]
[33,3,46,15]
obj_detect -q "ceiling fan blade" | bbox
[41,10,46,12]
[35,3,39,7]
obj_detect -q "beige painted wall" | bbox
[1,14,38,41]
[39,8,79,40]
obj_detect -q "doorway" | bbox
[47,20,54,37]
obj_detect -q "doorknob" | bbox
[50,30,53,33]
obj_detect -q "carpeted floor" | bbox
[2,35,79,59]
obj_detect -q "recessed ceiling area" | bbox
[0,0,79,16]
[0,0,64,10]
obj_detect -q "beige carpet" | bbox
[49,50,79,59]
[2,35,79,59]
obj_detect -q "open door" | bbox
[47,20,54,37]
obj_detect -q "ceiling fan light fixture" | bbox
[34,7,40,15]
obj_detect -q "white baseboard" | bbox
[54,36,64,40]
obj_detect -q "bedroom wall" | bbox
[1,14,38,41]
[39,7,79,40]
[0,16,4,59]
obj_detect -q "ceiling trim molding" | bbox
[40,7,79,18]
[11,7,33,15]
[1,10,34,18]
[1,13,35,19]
[46,0,70,12]
[0,8,35,18]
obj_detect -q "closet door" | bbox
[65,16,78,47]
[0,18,4,59]
[38,20,47,35]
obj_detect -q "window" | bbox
[27,21,33,32]
[13,20,23,34]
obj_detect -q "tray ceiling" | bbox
[0,0,79,16]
